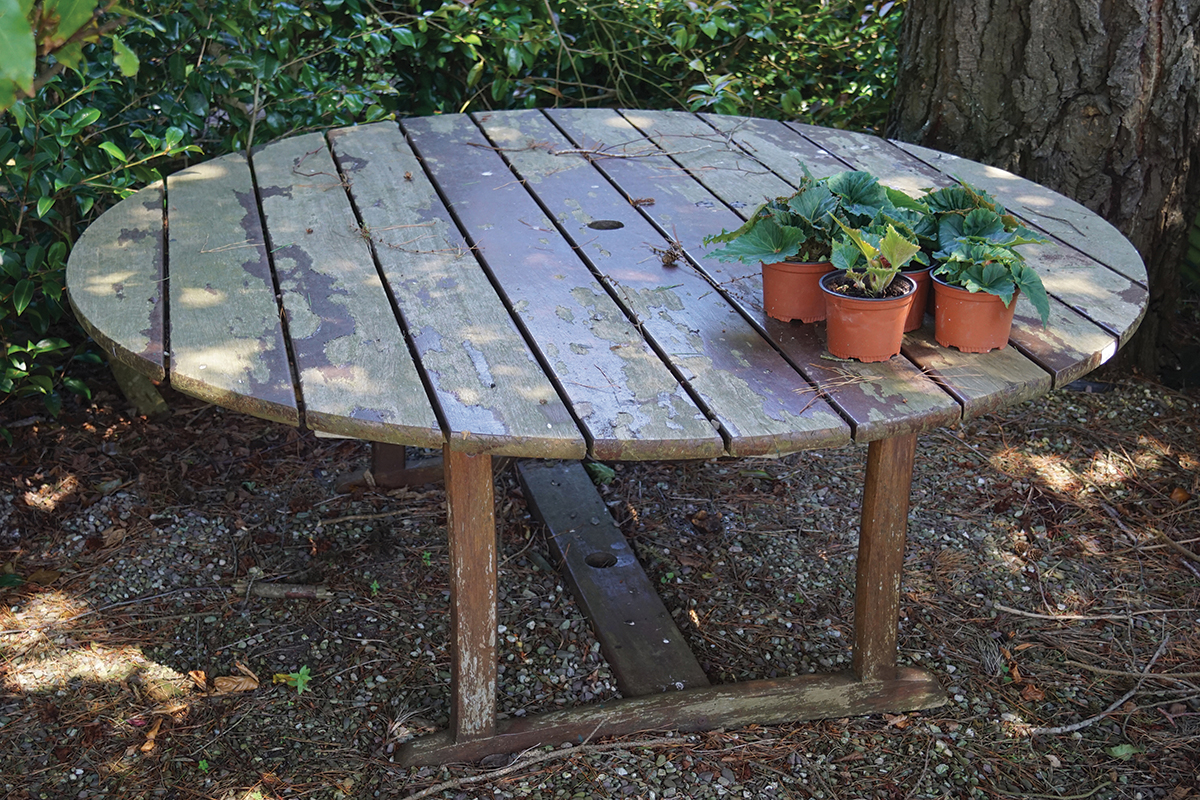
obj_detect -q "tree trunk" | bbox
[887,0,1200,376]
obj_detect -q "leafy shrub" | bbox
[1,0,902,440]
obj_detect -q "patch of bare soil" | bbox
[1,363,1198,800]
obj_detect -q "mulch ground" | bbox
[1,353,1198,799]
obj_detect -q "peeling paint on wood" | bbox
[67,182,165,380]
[67,113,1145,455]
[404,114,723,460]
[327,123,585,459]
[476,109,849,455]
[250,133,442,446]
[166,153,298,425]
[901,328,1053,419]
[550,109,961,442]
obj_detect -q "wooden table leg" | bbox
[853,433,917,683]
[445,446,497,741]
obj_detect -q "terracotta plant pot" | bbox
[761,260,834,323]
[901,265,933,332]
[932,276,1019,353]
[819,271,916,362]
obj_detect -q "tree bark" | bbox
[888,0,1200,375]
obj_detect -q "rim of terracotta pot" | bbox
[819,270,917,301]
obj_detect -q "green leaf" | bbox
[1011,262,1051,325]
[786,185,837,225]
[961,208,1007,239]
[27,374,53,393]
[61,376,91,399]
[12,278,33,314]
[46,0,97,45]
[98,140,127,161]
[878,225,921,271]
[36,195,55,218]
[505,45,523,75]
[42,390,62,417]
[392,26,416,48]
[884,186,926,212]
[111,34,140,77]
[584,461,616,485]
[0,81,16,115]
[0,574,24,588]
[54,41,84,71]
[291,665,312,695]
[705,220,808,264]
[1105,744,1140,761]
[0,0,36,96]
[825,171,889,220]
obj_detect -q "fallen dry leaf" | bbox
[883,713,910,729]
[140,717,162,753]
[212,661,260,694]
[1170,486,1191,504]
[1021,684,1045,702]
[103,526,128,547]
[26,569,61,585]
[188,670,208,691]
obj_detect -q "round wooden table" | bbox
[66,109,1147,764]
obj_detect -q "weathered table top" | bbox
[67,110,1147,460]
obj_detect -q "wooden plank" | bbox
[66,183,165,380]
[327,123,585,459]
[794,125,1147,349]
[445,448,498,742]
[165,153,298,425]
[547,109,961,442]
[1007,295,1121,386]
[397,667,946,765]
[403,114,723,461]
[477,109,849,456]
[517,460,710,697]
[250,133,442,446]
[696,112,854,183]
[853,434,915,683]
[893,140,1149,285]
[900,328,1053,420]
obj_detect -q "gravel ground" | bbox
[1,367,1198,799]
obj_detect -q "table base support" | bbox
[334,442,444,492]
[396,667,945,766]
[515,460,710,697]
